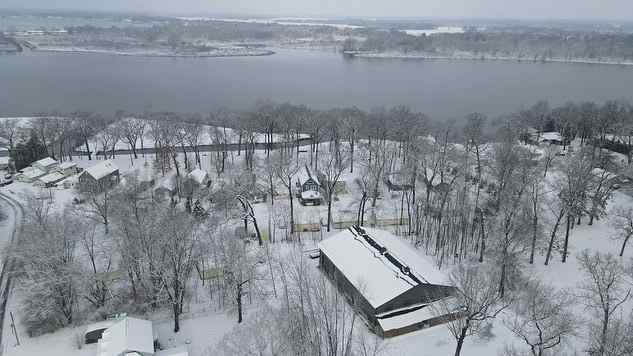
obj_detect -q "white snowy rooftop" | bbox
[187,168,208,185]
[34,157,58,168]
[38,172,66,184]
[84,160,119,180]
[301,190,322,200]
[318,227,447,308]
[22,167,46,179]
[58,162,77,170]
[296,165,320,186]
[539,132,562,142]
[97,317,154,356]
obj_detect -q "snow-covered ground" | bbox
[1,139,632,356]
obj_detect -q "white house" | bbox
[32,157,58,173]
[92,316,189,356]
[97,317,154,356]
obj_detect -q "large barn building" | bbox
[318,226,460,337]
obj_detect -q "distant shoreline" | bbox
[346,51,633,67]
[32,47,276,58]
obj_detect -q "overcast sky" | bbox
[2,0,632,20]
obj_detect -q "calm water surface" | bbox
[1,49,632,119]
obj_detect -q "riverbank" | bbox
[33,46,275,58]
[347,51,633,67]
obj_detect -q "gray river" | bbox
[1,49,632,119]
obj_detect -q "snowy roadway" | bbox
[0,191,23,355]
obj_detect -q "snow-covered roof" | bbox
[318,227,448,308]
[0,156,8,165]
[97,317,154,356]
[58,162,77,170]
[296,165,320,186]
[539,132,562,142]
[157,172,177,192]
[83,160,119,180]
[22,167,46,179]
[38,172,66,184]
[155,346,189,356]
[187,168,208,185]
[34,157,57,168]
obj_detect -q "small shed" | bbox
[36,172,66,188]
[187,168,210,187]
[296,165,322,205]
[318,226,458,337]
[79,160,120,192]
[32,157,58,173]
[97,316,154,356]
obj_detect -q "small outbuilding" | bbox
[79,160,120,192]
[318,226,459,337]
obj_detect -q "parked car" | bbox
[0,174,12,186]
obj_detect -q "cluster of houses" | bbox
[15,157,121,192]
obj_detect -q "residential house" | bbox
[296,165,322,205]
[79,160,120,192]
[97,317,154,356]
[318,226,460,337]
[91,316,189,356]
[32,157,58,173]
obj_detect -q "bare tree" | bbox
[158,209,200,332]
[436,264,511,356]
[577,250,632,356]
[319,148,350,231]
[611,207,633,257]
[505,280,578,356]
[274,153,299,235]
